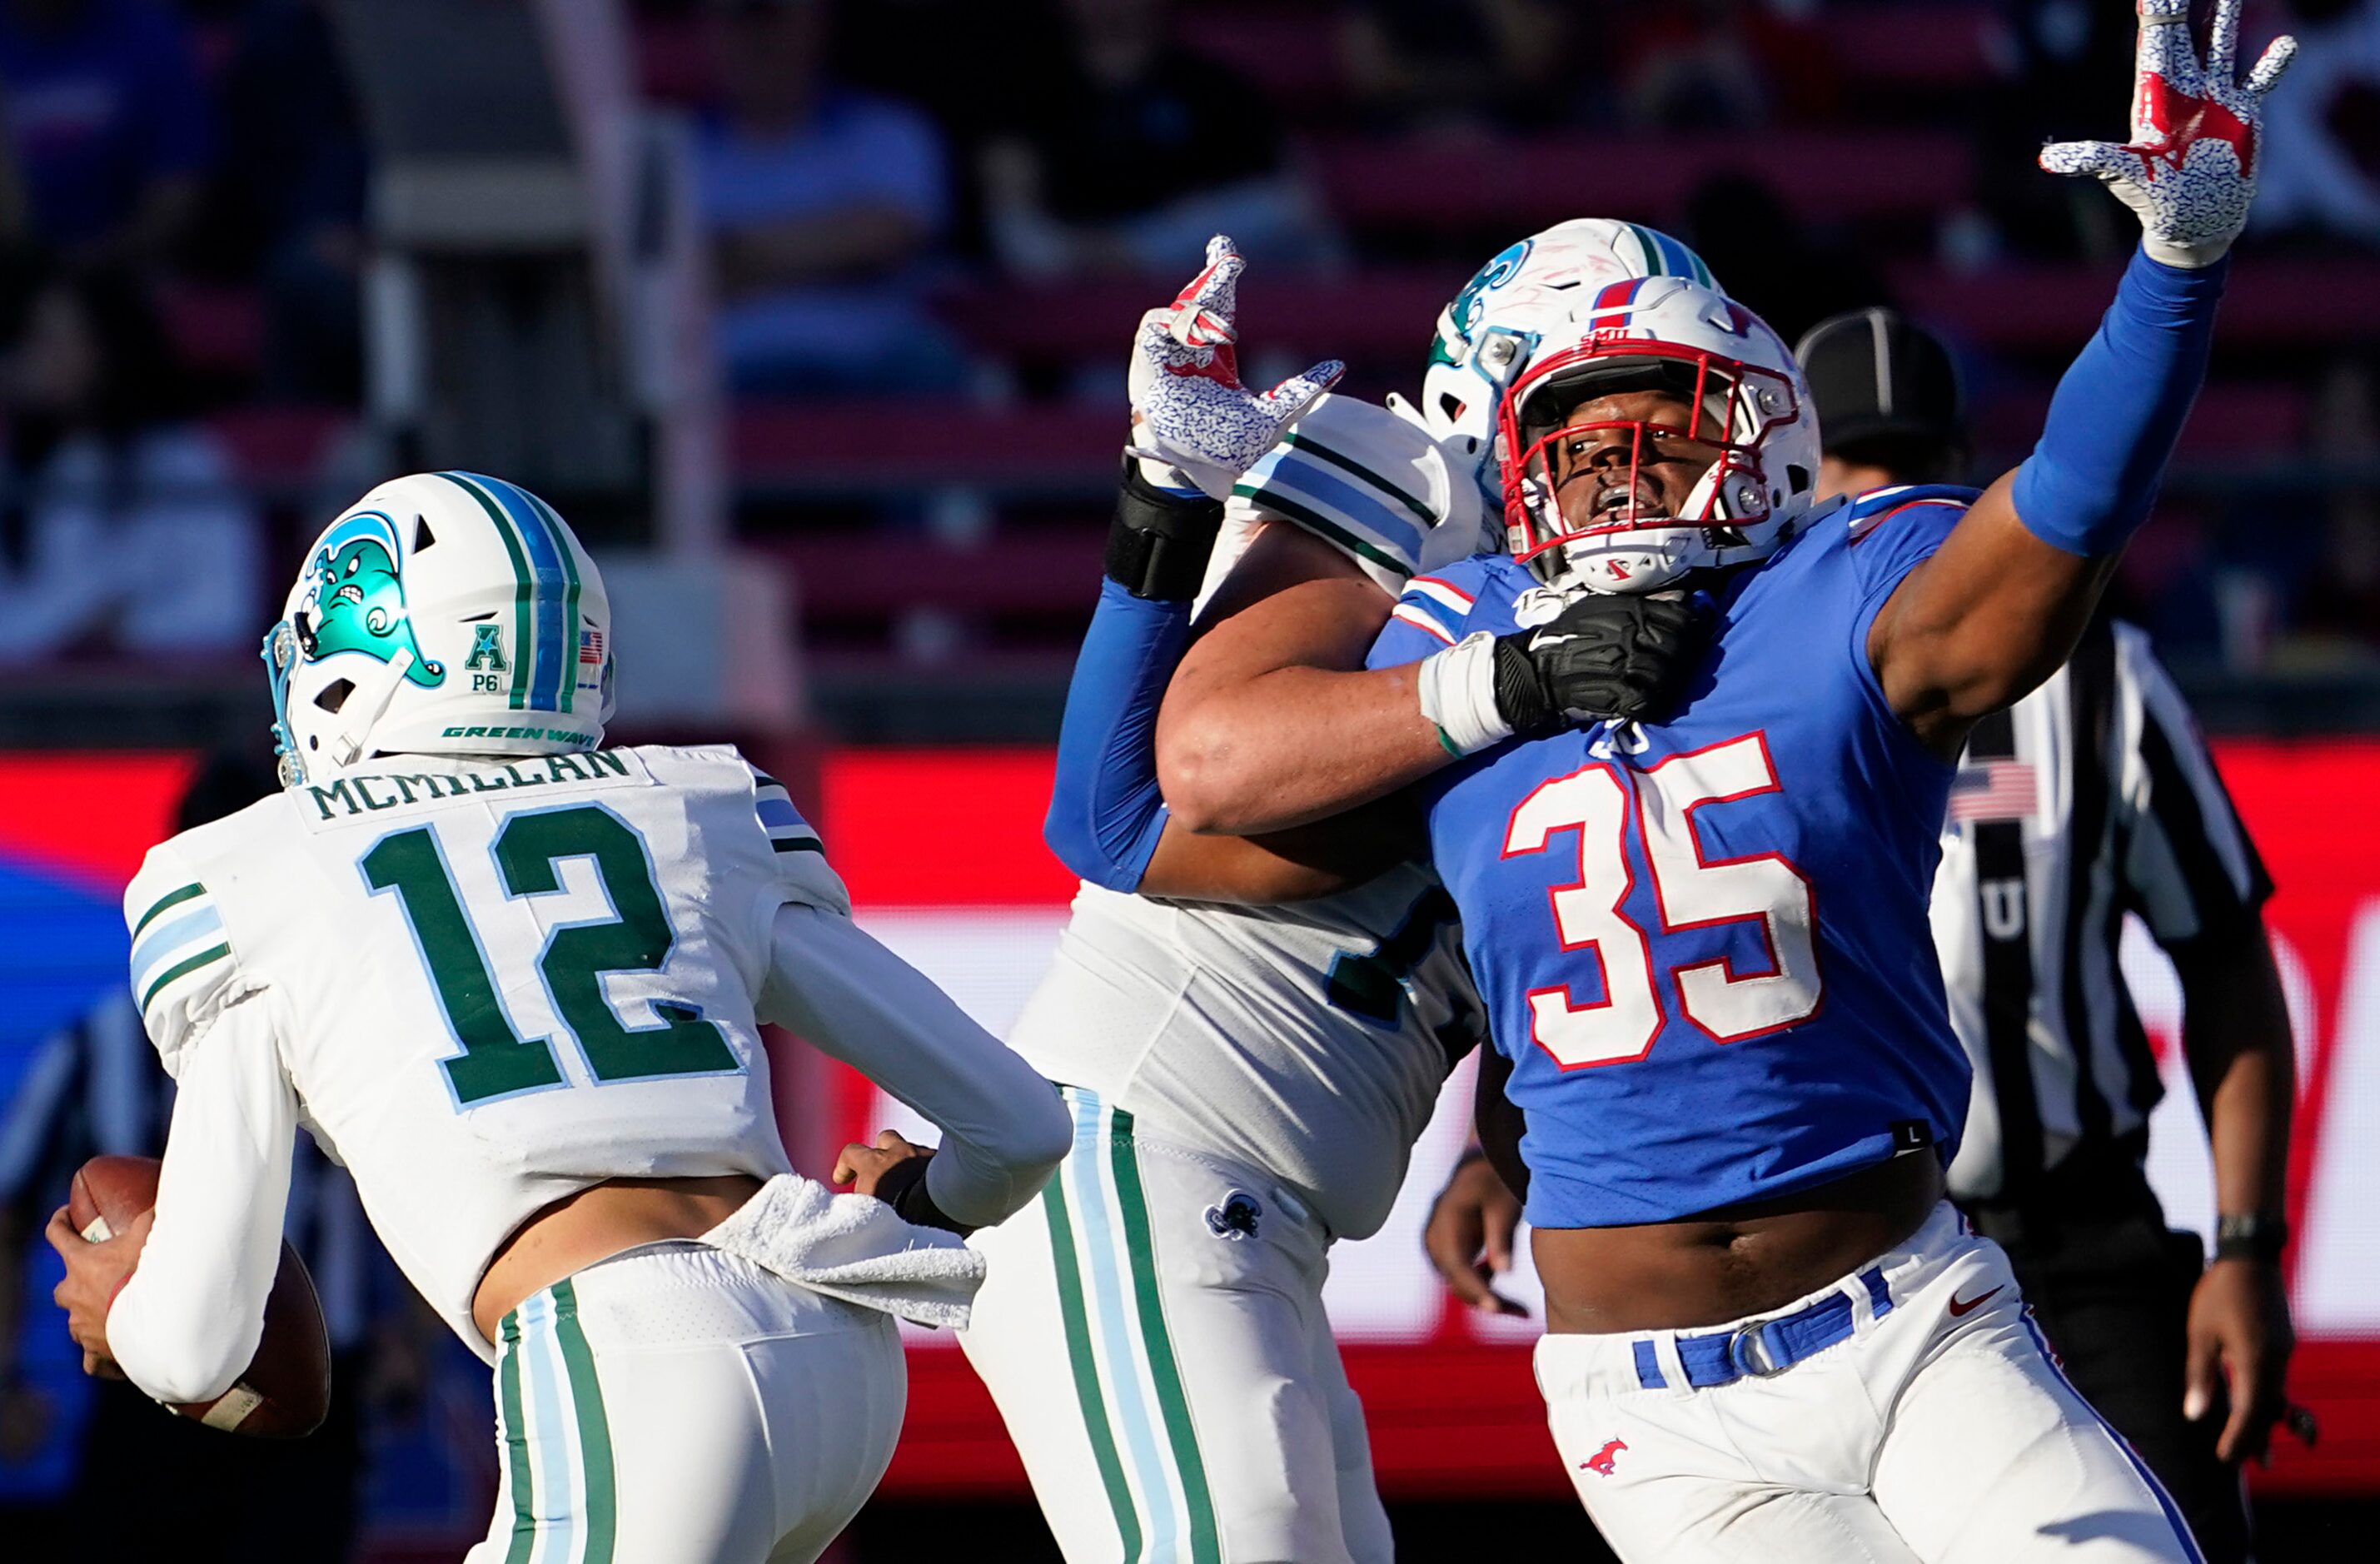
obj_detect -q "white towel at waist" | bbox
[700,1172,988,1329]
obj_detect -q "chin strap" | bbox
[330,645,415,769]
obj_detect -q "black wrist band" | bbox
[1106,460,1223,601]
[871,1155,971,1237]
[2213,1212,2288,1264]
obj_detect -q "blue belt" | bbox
[1632,1265,1894,1390]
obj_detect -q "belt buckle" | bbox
[1728,1321,1788,1378]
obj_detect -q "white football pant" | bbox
[464,1241,905,1564]
[960,1087,1394,1564]
[1536,1203,2206,1564]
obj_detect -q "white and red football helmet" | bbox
[1420,219,1725,501]
[1496,277,1822,595]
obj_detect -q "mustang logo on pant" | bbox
[1582,1438,1628,1477]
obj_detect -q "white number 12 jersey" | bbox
[123,744,834,1352]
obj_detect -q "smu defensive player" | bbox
[963,222,1714,1564]
[1076,5,2295,1558]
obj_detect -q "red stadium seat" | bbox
[1314,130,1970,229]
[1177,9,1345,111]
[938,270,1456,366]
[155,280,265,378]
[1975,380,2307,464]
[1820,5,1994,92]
[1892,257,2380,351]
[759,531,1102,617]
[207,407,351,491]
[734,402,1123,496]
[936,257,2380,376]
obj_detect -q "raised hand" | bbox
[2039,0,2296,268]
[1128,235,1344,501]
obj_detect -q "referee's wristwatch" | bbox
[2213,1212,2288,1265]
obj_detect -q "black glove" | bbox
[1105,459,1224,602]
[868,1152,972,1237]
[1491,592,1712,731]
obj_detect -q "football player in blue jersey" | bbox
[1043,4,2297,1559]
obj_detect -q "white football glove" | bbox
[1127,235,1345,500]
[2039,0,2297,269]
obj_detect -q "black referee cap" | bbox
[1794,308,1964,457]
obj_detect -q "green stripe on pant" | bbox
[1043,1143,1145,1561]
[499,1311,537,1564]
[1043,1090,1224,1564]
[1104,1111,1223,1564]
[550,1279,618,1564]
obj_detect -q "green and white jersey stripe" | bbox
[1041,1088,1222,1564]
[127,879,231,1021]
[1222,391,1498,597]
[1232,430,1430,584]
[495,1278,617,1564]
[749,766,824,855]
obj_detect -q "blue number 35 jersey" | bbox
[1371,488,1979,1229]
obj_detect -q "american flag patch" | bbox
[1948,760,2038,823]
[580,629,605,665]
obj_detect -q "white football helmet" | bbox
[265,471,615,785]
[1421,218,1725,506]
[1496,278,1822,595]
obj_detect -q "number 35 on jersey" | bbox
[1501,733,1821,1068]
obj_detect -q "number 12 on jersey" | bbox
[361,803,739,1105]
[1503,734,1821,1068]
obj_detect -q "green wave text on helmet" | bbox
[302,512,445,686]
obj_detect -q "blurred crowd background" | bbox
[0,0,2376,1558]
[0,0,2371,739]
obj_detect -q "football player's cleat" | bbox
[2039,0,2296,269]
[1126,234,1343,501]
[264,472,614,786]
[1421,218,1725,509]
[1496,280,1822,595]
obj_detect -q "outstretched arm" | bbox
[1870,0,2294,757]
[759,905,1069,1232]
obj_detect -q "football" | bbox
[68,1154,332,1438]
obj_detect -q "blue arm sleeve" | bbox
[1043,580,1191,892]
[2009,247,2228,557]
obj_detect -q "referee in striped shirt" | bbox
[1798,309,2298,1564]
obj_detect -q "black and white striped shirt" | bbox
[0,992,375,1352]
[1930,618,2273,1203]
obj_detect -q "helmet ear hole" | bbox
[413,515,436,551]
[1440,392,1465,424]
[314,679,356,714]
[1787,464,1811,494]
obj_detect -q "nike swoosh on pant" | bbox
[1947,1285,2004,1317]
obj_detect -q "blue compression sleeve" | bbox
[1044,578,1188,891]
[2009,246,2228,557]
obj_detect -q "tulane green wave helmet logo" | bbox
[1429,237,1534,367]
[299,512,445,685]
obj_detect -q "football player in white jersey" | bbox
[45,471,1071,1564]
[957,224,1718,1564]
